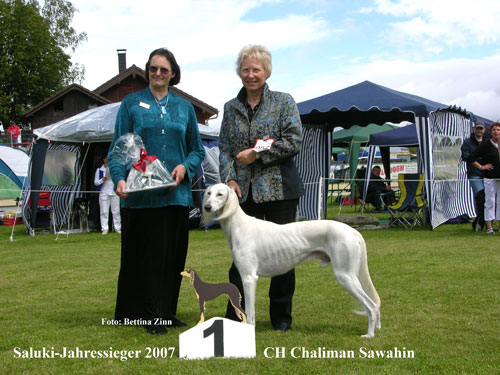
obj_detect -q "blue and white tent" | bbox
[0,145,29,199]
[363,124,421,212]
[297,80,492,228]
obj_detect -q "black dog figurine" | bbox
[181,269,246,323]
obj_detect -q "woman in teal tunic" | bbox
[108,48,205,335]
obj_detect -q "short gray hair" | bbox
[236,45,272,78]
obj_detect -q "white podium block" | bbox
[179,317,255,359]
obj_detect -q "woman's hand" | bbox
[116,180,128,199]
[171,164,187,187]
[227,180,242,198]
[236,148,258,165]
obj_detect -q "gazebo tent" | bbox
[333,124,398,144]
[362,124,420,210]
[365,118,494,226]
[332,123,398,199]
[24,102,219,235]
[298,80,444,126]
[296,80,481,228]
[369,123,418,147]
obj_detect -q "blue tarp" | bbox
[369,119,494,148]
[369,123,418,147]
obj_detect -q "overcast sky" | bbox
[68,0,500,129]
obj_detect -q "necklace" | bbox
[153,93,169,118]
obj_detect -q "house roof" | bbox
[93,64,145,95]
[94,64,218,117]
[170,86,218,117]
[23,62,218,126]
[23,83,110,118]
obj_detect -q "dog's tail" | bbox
[353,236,381,316]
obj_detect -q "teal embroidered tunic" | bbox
[108,87,205,208]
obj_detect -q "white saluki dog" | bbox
[202,183,381,338]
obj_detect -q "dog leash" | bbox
[224,160,235,184]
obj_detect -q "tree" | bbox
[0,0,87,127]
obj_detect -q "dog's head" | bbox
[202,183,239,222]
[74,198,89,213]
[180,269,195,283]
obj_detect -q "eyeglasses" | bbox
[148,66,172,75]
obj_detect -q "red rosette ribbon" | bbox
[132,148,158,172]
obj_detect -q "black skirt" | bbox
[114,206,189,323]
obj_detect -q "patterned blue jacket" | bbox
[219,84,304,203]
[108,87,205,208]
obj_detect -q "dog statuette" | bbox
[181,269,246,323]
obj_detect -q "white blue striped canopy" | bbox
[297,81,492,228]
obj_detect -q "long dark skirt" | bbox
[114,206,189,324]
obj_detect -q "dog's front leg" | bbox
[199,301,205,323]
[241,274,258,325]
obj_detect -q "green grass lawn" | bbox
[1,209,499,374]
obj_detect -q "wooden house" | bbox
[23,84,110,130]
[23,50,218,130]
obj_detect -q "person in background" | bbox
[461,121,485,230]
[470,122,500,235]
[366,166,395,211]
[218,44,303,332]
[7,121,20,145]
[108,48,205,334]
[94,155,121,234]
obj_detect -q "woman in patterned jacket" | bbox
[219,45,304,332]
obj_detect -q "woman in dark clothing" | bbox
[470,122,500,235]
[218,45,303,332]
